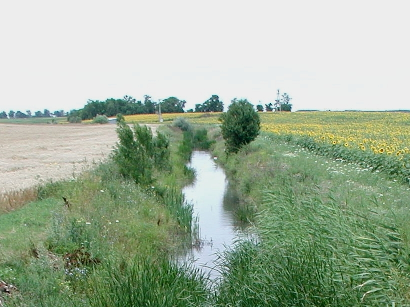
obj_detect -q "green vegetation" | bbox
[87,255,209,307]
[3,113,410,306]
[211,132,410,306]
[80,95,186,120]
[113,118,171,185]
[0,123,202,306]
[195,94,224,112]
[0,117,66,124]
[219,98,261,154]
[91,114,108,124]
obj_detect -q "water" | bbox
[181,151,245,278]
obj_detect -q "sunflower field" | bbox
[122,111,410,183]
[259,111,410,183]
[124,112,221,124]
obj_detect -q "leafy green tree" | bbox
[0,111,7,119]
[256,104,264,112]
[34,110,43,117]
[82,100,106,119]
[53,110,65,117]
[144,95,156,114]
[8,110,15,119]
[195,95,223,112]
[274,92,292,112]
[219,98,260,154]
[15,111,28,118]
[160,97,186,113]
[43,109,51,117]
[281,93,292,111]
[265,103,273,112]
[67,109,82,123]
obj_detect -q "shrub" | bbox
[68,116,82,123]
[173,117,193,132]
[92,115,108,124]
[219,99,260,154]
[193,128,215,150]
[112,118,171,185]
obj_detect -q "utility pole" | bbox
[158,99,163,123]
[275,89,281,112]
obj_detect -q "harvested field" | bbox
[0,123,159,195]
[0,123,122,194]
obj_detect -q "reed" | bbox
[0,188,37,213]
[87,256,209,307]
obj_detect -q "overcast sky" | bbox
[0,0,409,113]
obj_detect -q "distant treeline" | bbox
[67,95,224,122]
[0,109,65,119]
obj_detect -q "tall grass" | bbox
[0,188,37,213]
[87,255,209,307]
[211,132,410,306]
[4,123,410,306]
[162,187,196,233]
[0,125,204,306]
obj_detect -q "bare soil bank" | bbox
[0,123,123,193]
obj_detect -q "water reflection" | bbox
[181,151,246,278]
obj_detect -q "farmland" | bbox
[1,111,410,306]
[133,111,410,183]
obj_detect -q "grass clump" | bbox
[88,255,209,307]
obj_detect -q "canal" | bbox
[181,151,247,279]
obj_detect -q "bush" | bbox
[68,116,82,123]
[193,128,215,150]
[112,118,171,185]
[219,98,260,154]
[173,117,192,132]
[92,115,109,124]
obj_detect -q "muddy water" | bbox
[181,151,246,278]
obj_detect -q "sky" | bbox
[0,0,409,113]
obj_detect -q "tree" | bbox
[34,110,43,117]
[256,104,264,112]
[53,110,65,117]
[67,109,82,123]
[265,103,273,112]
[195,95,223,112]
[8,110,15,119]
[144,95,156,114]
[44,109,51,117]
[15,111,28,118]
[274,91,292,112]
[0,111,7,119]
[280,93,292,111]
[219,98,260,154]
[81,100,106,119]
[160,97,186,113]
[26,110,32,117]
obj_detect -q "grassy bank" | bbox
[0,124,208,306]
[2,119,410,306]
[211,132,410,306]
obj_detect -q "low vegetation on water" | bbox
[2,111,410,306]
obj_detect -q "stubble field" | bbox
[0,124,120,194]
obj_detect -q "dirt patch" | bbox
[0,123,158,194]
